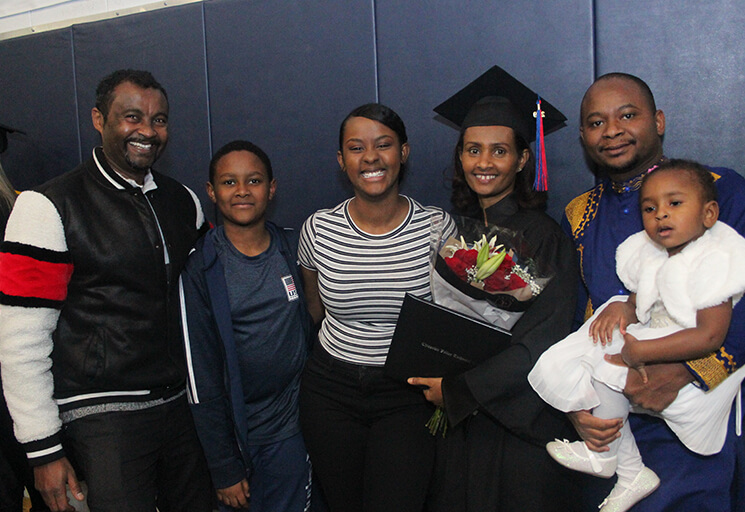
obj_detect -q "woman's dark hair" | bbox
[209,140,273,184]
[451,127,546,215]
[338,103,409,179]
[643,158,717,203]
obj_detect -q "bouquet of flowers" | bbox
[425,216,554,436]
[431,217,552,331]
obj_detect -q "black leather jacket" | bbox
[38,148,206,401]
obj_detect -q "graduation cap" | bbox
[0,123,25,154]
[434,65,567,190]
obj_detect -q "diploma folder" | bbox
[385,293,512,381]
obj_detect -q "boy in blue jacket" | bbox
[180,140,314,511]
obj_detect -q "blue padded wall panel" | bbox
[203,0,378,229]
[3,0,741,227]
[594,1,745,175]
[0,28,79,190]
[375,0,596,221]
[71,3,212,212]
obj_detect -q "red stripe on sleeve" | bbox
[0,252,73,302]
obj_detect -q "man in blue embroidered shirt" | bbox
[563,72,745,511]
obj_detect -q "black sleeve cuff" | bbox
[23,432,66,467]
[442,373,480,427]
[209,456,248,490]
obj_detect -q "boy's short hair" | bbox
[643,158,717,203]
[209,140,273,184]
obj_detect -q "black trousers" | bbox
[62,394,212,512]
[299,346,435,512]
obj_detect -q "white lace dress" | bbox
[528,221,745,455]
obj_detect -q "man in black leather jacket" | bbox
[0,69,211,512]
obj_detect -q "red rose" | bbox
[445,256,468,279]
[445,249,478,280]
[506,272,528,291]
[483,266,510,291]
[483,258,527,292]
[456,249,478,266]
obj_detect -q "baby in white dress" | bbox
[529,159,745,512]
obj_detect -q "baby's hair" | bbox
[643,158,717,203]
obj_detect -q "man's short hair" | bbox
[591,72,657,112]
[95,69,168,120]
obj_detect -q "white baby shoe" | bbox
[598,466,660,512]
[546,439,617,478]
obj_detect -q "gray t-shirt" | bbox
[214,226,307,444]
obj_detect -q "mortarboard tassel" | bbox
[533,97,548,191]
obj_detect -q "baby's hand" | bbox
[621,332,648,382]
[589,301,636,345]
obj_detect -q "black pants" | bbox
[62,394,212,512]
[299,346,435,512]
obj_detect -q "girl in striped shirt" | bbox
[298,103,455,512]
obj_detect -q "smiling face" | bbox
[580,77,665,181]
[92,81,168,183]
[207,150,276,229]
[640,169,718,255]
[458,125,529,210]
[337,116,409,201]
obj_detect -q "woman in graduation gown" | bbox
[410,67,584,512]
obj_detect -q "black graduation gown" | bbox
[428,195,586,512]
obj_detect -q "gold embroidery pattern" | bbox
[565,186,603,322]
[564,184,604,240]
[718,346,737,372]
[686,347,736,390]
[583,297,594,322]
[611,172,647,194]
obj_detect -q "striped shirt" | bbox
[298,196,456,365]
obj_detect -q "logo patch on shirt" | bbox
[282,275,299,302]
